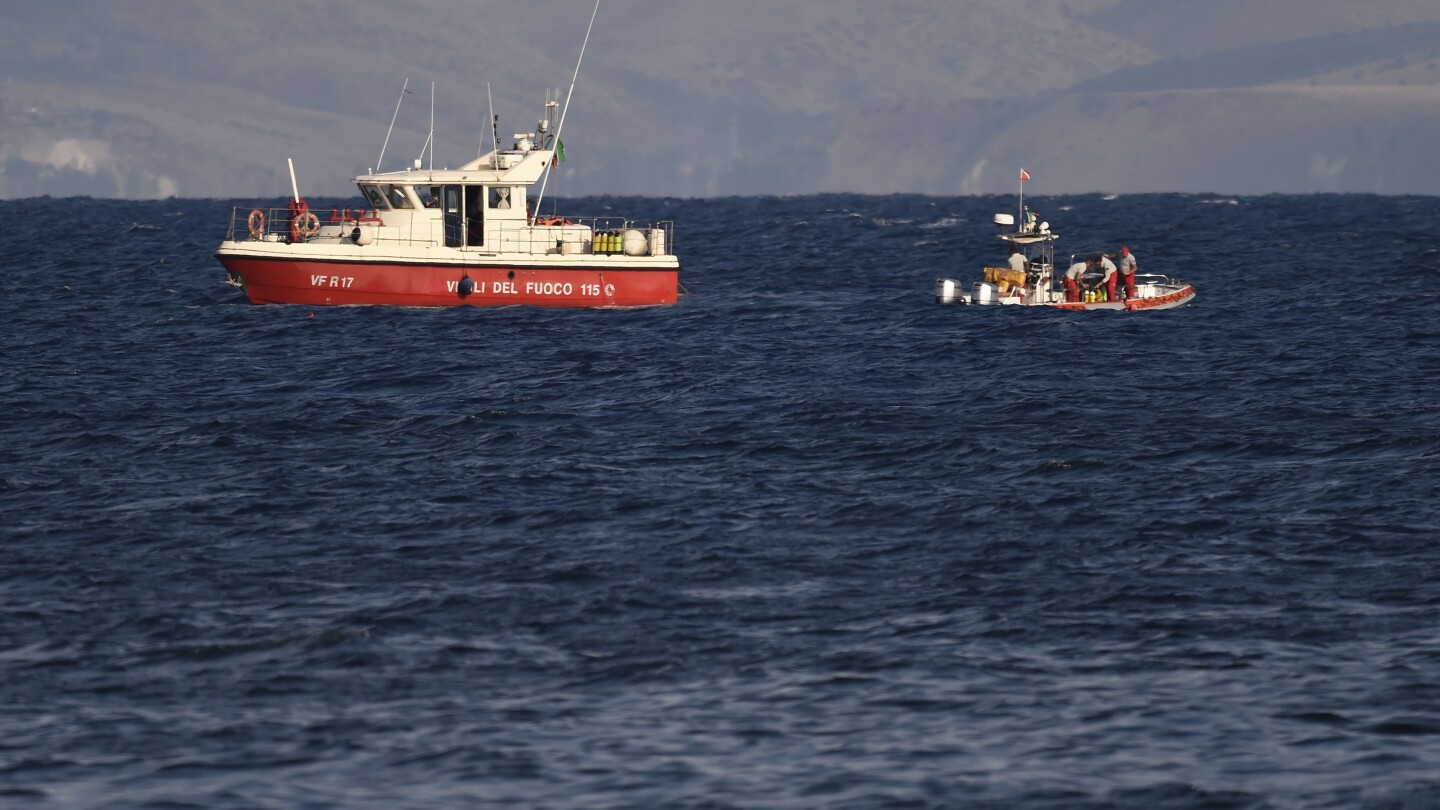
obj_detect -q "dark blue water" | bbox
[2,193,1439,809]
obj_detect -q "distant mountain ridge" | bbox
[1,0,1437,199]
[1069,22,1440,93]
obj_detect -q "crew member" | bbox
[1095,253,1118,302]
[1117,246,1137,299]
[1008,245,1028,274]
[1064,258,1087,303]
[1002,245,1030,299]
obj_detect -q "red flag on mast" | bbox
[1020,168,1031,182]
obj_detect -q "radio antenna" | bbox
[377,78,410,173]
[532,0,599,223]
[416,82,435,169]
[486,82,498,158]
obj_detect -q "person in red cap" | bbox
[1117,246,1138,300]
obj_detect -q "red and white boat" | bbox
[217,7,678,308]
[218,152,678,308]
[934,182,1195,311]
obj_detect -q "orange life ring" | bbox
[247,209,266,238]
[296,211,321,238]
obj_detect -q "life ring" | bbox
[296,211,321,238]
[247,209,266,238]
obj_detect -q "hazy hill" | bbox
[1,0,1437,199]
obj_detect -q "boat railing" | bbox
[488,217,676,258]
[225,206,387,243]
[226,207,675,258]
[1133,272,1185,287]
[1072,269,1185,287]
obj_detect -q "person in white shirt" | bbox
[1007,245,1028,274]
[1064,259,1087,302]
[1095,254,1118,301]
[1117,246,1138,299]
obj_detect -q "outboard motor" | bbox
[935,278,963,304]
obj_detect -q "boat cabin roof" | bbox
[354,147,555,187]
[1000,232,1059,246]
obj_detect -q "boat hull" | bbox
[1048,284,1196,311]
[218,255,679,308]
[935,278,1196,311]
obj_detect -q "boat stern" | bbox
[935,278,1031,306]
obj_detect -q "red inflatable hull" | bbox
[1048,284,1197,311]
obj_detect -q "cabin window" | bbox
[385,185,414,209]
[489,187,512,209]
[359,184,390,210]
[423,186,440,208]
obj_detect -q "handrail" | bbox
[1132,272,1184,286]
[225,205,675,257]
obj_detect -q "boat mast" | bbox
[1018,169,1025,233]
[287,158,300,203]
[532,0,601,224]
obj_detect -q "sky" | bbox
[2,0,1439,199]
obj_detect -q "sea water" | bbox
[1,193,1438,808]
